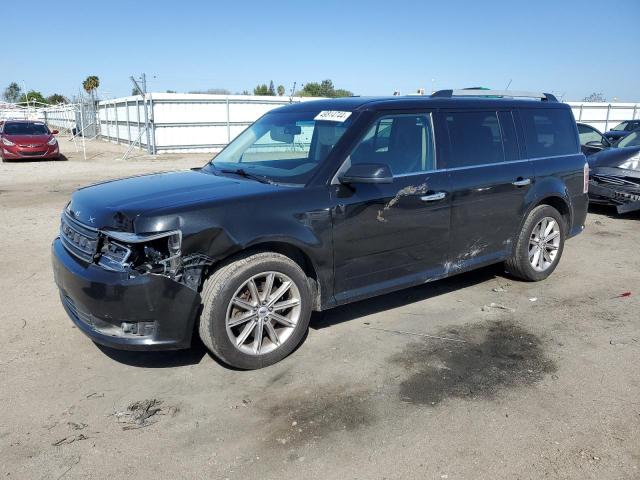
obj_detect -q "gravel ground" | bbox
[1,137,639,479]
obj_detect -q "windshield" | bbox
[210,110,354,184]
[617,130,640,148]
[3,122,49,135]
[611,121,628,131]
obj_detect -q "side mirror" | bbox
[585,140,605,149]
[51,129,59,135]
[339,163,393,184]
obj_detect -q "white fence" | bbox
[568,102,639,133]
[98,93,321,154]
[0,103,81,133]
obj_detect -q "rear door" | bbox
[442,109,533,270]
[331,111,451,302]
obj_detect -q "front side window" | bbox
[611,121,628,131]
[578,124,604,145]
[445,111,504,168]
[3,122,50,135]
[520,109,578,158]
[210,110,354,184]
[349,114,435,175]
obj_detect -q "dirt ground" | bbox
[1,137,639,479]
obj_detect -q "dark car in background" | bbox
[588,140,640,214]
[0,120,60,161]
[604,120,640,143]
[578,122,611,156]
[52,89,588,369]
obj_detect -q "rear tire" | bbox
[198,251,312,369]
[505,205,566,281]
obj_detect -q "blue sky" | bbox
[3,0,639,101]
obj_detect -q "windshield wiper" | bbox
[217,167,275,184]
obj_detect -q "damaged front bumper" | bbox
[589,167,640,214]
[52,238,201,350]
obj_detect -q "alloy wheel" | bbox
[225,271,301,355]
[528,217,561,272]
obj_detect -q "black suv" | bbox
[52,90,588,369]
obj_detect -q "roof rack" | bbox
[431,89,558,102]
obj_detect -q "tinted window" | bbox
[350,114,435,175]
[612,122,628,131]
[498,111,520,161]
[520,109,578,158]
[446,111,504,167]
[578,124,603,145]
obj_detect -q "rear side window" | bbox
[520,109,578,158]
[445,111,504,168]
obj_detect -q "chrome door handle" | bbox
[512,178,531,187]
[420,192,446,202]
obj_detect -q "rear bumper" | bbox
[52,237,201,350]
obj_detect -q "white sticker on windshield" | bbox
[314,111,352,122]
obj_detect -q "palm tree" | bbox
[82,75,100,100]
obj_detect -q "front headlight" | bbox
[1,137,15,146]
[47,137,57,146]
[98,230,182,277]
[618,153,640,171]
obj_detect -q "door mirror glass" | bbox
[339,163,393,184]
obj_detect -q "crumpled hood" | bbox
[67,169,280,232]
[588,145,640,170]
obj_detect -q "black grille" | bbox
[60,212,99,263]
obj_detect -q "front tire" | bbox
[198,251,312,369]
[505,205,566,281]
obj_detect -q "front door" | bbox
[331,112,451,303]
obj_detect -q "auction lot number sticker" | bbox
[314,111,352,122]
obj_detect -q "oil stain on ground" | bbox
[392,320,557,405]
[263,386,375,447]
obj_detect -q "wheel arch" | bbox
[204,240,323,311]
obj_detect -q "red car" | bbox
[0,120,60,161]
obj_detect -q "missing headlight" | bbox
[98,230,182,278]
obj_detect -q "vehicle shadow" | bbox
[1,154,68,163]
[311,264,502,330]
[589,203,640,220]
[95,336,208,368]
[97,264,502,369]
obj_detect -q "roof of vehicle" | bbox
[276,93,569,113]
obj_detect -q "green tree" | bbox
[268,80,276,96]
[298,79,353,98]
[47,93,68,104]
[82,75,100,99]
[132,86,143,96]
[277,84,285,96]
[333,88,353,98]
[253,84,270,95]
[166,89,177,93]
[3,82,22,103]
[19,90,48,105]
